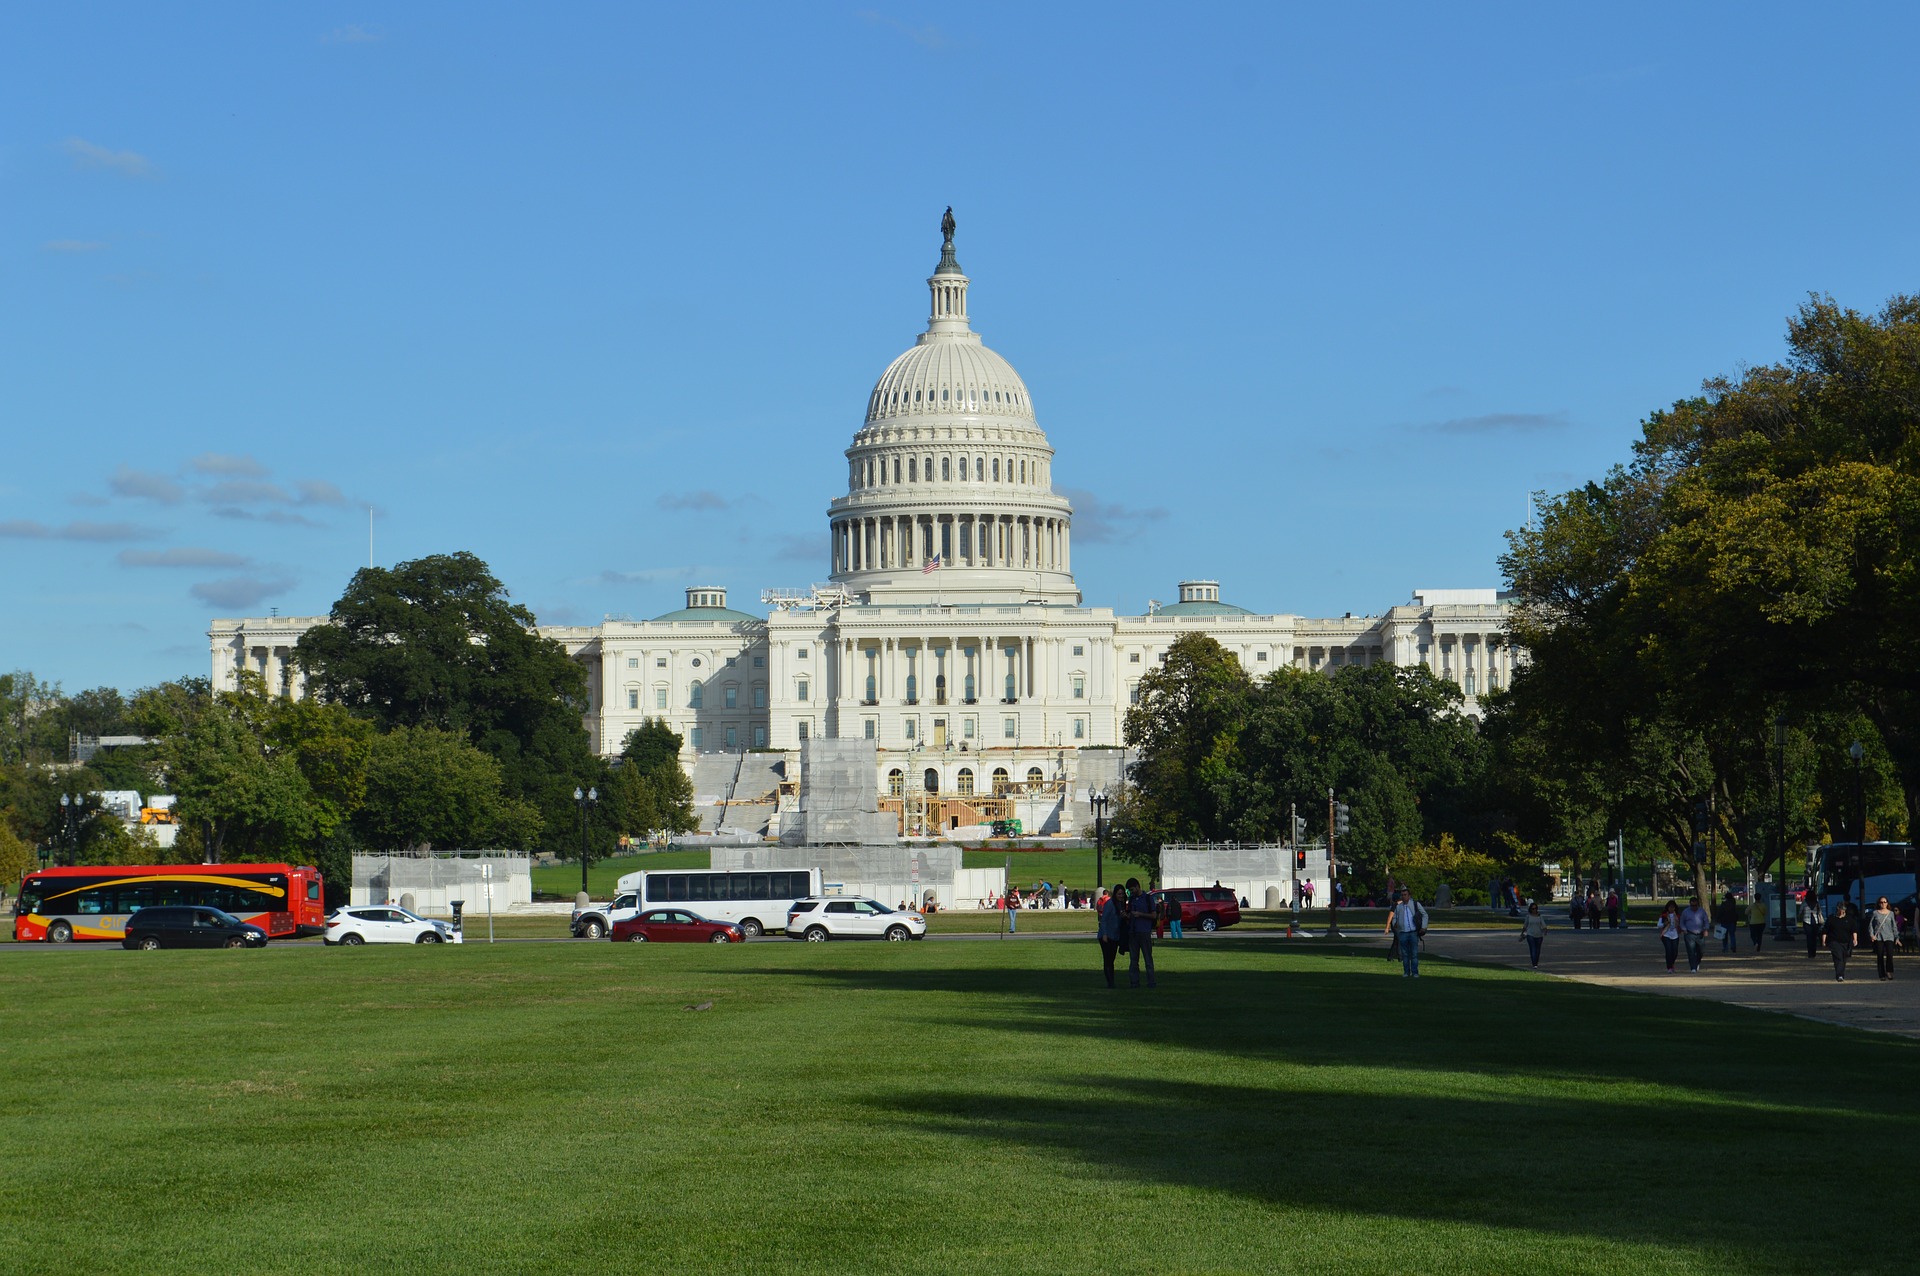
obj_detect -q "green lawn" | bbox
[3,938,1913,1273]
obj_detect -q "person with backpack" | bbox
[1385,888,1428,978]
[1124,877,1157,988]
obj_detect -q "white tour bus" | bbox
[613,867,823,938]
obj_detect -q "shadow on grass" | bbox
[746,945,1918,1266]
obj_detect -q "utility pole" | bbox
[1326,787,1343,939]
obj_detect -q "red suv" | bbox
[1154,887,1241,932]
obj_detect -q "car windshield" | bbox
[395,909,424,922]
[864,901,895,914]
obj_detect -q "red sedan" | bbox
[609,908,744,944]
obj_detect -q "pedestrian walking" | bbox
[1867,896,1899,981]
[1826,902,1861,983]
[1385,888,1428,978]
[1801,892,1825,959]
[1005,887,1020,934]
[1520,902,1546,968]
[1569,892,1586,931]
[1124,877,1157,988]
[1167,894,1184,940]
[1680,895,1710,973]
[1657,901,1682,973]
[1095,885,1124,989]
[1606,888,1622,930]
[1586,885,1603,932]
[1716,892,1741,953]
[1747,895,1768,953]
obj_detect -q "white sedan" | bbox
[325,906,463,945]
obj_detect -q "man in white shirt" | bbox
[1385,889,1428,977]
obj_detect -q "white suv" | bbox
[785,897,926,942]
[325,907,463,945]
[571,892,641,939]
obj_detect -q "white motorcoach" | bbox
[612,867,823,938]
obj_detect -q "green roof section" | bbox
[649,605,761,625]
[1155,599,1256,617]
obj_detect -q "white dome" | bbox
[864,341,1036,425]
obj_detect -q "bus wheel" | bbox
[738,918,763,939]
[139,936,161,951]
[47,921,73,943]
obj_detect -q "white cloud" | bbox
[294,479,349,506]
[190,575,296,611]
[110,465,185,504]
[120,547,251,569]
[189,452,270,477]
[0,518,152,542]
[1058,488,1168,545]
[63,137,156,179]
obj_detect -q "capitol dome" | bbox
[826,211,1078,606]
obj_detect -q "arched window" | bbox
[991,767,1011,795]
[975,455,984,478]
[956,768,974,796]
[992,458,1000,481]
[923,455,932,479]
[958,456,967,480]
[893,458,901,483]
[689,680,703,709]
[1019,459,1027,483]
[941,456,951,480]
[887,768,904,797]
[1025,767,1044,791]
[923,768,939,793]
[941,388,949,401]
[909,458,917,482]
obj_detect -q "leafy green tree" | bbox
[0,820,35,891]
[1114,634,1254,876]
[295,553,602,857]
[351,726,540,853]
[615,720,698,838]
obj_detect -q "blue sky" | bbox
[5,3,1918,694]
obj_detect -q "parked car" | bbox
[609,909,743,943]
[572,891,641,939]
[785,897,926,942]
[325,906,462,945]
[120,906,268,950]
[1153,887,1242,932]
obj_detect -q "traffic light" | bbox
[1334,802,1351,837]
[1691,801,1709,836]
[1692,838,1708,865]
[1292,813,1308,844]
[1294,847,1307,871]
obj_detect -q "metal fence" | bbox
[351,852,532,914]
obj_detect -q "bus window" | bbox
[307,880,321,901]
[749,874,769,900]
[688,875,711,902]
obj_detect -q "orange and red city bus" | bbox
[14,863,326,943]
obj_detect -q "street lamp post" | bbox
[58,793,86,866]
[1774,716,1789,939]
[1089,788,1108,889]
[573,786,599,897]
[1848,740,1865,912]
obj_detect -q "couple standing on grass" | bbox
[1095,879,1157,989]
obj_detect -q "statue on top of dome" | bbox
[940,206,956,245]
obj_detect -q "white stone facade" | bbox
[208,217,1517,807]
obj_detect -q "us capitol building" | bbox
[211,213,1516,832]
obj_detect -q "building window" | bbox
[992,458,1000,481]
[627,690,639,710]
[726,656,737,667]
[1004,717,1016,739]
[1072,675,1085,699]
[689,680,703,709]
[909,458,918,482]
[627,657,638,668]
[1072,645,1084,656]
[796,679,809,702]
[655,687,668,709]
[941,457,951,480]
[963,717,975,738]
[691,727,704,749]
[798,647,809,659]
[1129,652,1141,663]
[1465,673,1477,695]
[753,686,766,708]
[1025,766,1044,790]
[888,768,904,797]
[724,685,738,709]
[1129,684,1141,705]
[753,655,765,668]
[992,767,1011,795]
[1257,651,1269,662]
[798,720,809,740]
[956,768,974,796]
[923,767,938,792]
[904,718,916,739]
[656,656,667,667]
[864,719,876,739]
[725,726,737,749]
[1073,719,1085,739]
[753,726,766,747]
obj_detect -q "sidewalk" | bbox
[1425,928,1920,1038]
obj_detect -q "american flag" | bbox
[923,554,942,574]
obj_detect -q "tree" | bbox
[295,553,602,857]
[0,821,33,893]
[351,726,540,853]
[614,721,698,839]
[1115,634,1254,876]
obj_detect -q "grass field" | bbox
[4,937,1915,1274]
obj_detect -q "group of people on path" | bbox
[1567,883,1623,930]
[1650,894,1905,982]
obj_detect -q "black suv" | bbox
[120,907,269,950]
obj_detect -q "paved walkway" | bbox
[1425,927,1920,1038]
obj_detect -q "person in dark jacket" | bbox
[1716,893,1741,953]
[1095,886,1125,989]
[1124,877,1157,988]
[1827,902,1862,983]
